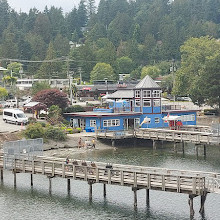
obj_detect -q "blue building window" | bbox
[90,120,96,127]
[152,90,161,97]
[143,90,151,98]
[153,99,160,107]
[143,99,151,107]
[135,90,140,98]
[135,100,140,107]
[103,119,120,127]
[155,118,160,123]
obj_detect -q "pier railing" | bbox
[136,128,220,145]
[2,155,220,195]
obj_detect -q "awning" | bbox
[163,115,181,121]
[0,67,7,71]
[82,87,91,91]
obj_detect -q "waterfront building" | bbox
[64,75,197,131]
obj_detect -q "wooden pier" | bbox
[0,154,220,217]
[96,127,220,148]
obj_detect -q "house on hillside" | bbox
[63,75,197,131]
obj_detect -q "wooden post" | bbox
[199,192,207,214]
[203,145,206,159]
[67,179,71,193]
[182,142,185,155]
[146,189,150,206]
[195,145,199,158]
[133,187,137,208]
[14,159,16,187]
[112,140,115,147]
[89,181,93,200]
[188,195,195,217]
[31,174,33,187]
[14,171,16,187]
[1,169,3,181]
[49,177,52,194]
[133,138,137,147]
[174,142,177,153]
[103,184,106,197]
[153,140,156,150]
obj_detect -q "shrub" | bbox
[64,105,85,113]
[23,123,45,139]
[45,126,67,141]
[66,128,73,134]
[28,117,37,124]
[76,127,82,132]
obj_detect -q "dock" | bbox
[95,126,220,150]
[0,153,220,217]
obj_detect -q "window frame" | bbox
[143,99,151,107]
[103,119,120,127]
[143,90,151,98]
[90,120,96,127]
[135,90,140,98]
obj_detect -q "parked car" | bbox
[5,99,17,108]
[0,101,7,108]
[3,108,28,125]
[176,97,192,102]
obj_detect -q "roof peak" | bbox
[134,75,160,89]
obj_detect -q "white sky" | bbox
[7,0,100,13]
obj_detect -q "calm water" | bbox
[1,141,220,220]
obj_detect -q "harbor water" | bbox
[1,141,220,220]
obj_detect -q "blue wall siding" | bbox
[142,106,153,113]
[153,106,161,114]
[140,114,164,128]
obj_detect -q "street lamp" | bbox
[104,78,108,95]
[170,59,177,102]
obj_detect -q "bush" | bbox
[64,105,85,113]
[65,128,73,134]
[28,117,37,124]
[45,126,67,141]
[23,123,45,139]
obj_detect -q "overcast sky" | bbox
[7,0,100,13]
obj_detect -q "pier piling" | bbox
[48,177,52,194]
[103,184,106,197]
[153,140,156,150]
[199,192,207,214]
[203,145,206,159]
[1,169,3,181]
[89,181,93,200]
[146,189,150,206]
[182,142,185,154]
[132,187,138,208]
[67,179,71,192]
[188,195,195,217]
[31,174,33,187]
[13,171,16,187]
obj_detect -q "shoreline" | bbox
[43,132,114,159]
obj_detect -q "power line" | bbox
[0,57,97,63]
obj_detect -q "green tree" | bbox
[115,56,133,74]
[33,13,51,43]
[32,81,51,95]
[37,42,61,78]
[0,86,8,99]
[90,63,116,81]
[141,65,161,79]
[174,36,220,107]
[95,38,116,65]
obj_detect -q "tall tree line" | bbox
[0,0,219,81]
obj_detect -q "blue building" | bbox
[64,75,197,131]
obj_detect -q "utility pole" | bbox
[170,59,177,102]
